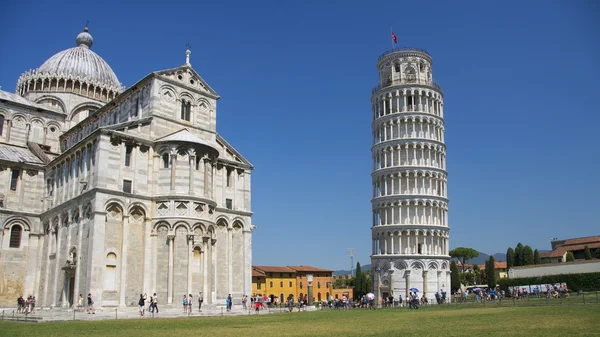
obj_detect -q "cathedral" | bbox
[0,27,254,308]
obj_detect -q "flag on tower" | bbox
[392,31,397,44]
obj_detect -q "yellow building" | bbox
[253,266,297,304]
[288,265,334,303]
[252,265,341,304]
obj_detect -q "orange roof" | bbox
[494,261,507,269]
[252,269,265,277]
[287,265,334,273]
[562,235,600,246]
[543,242,600,258]
[253,266,296,273]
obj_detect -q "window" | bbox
[289,281,292,287]
[418,243,422,254]
[226,199,232,210]
[9,225,22,248]
[0,115,4,135]
[132,98,139,117]
[10,169,19,191]
[257,283,261,290]
[280,281,283,287]
[123,180,132,193]
[162,153,170,168]
[104,253,117,290]
[124,145,133,167]
[269,281,273,288]
[318,282,321,289]
[226,168,232,187]
[181,100,191,121]
[300,282,303,289]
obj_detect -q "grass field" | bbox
[1,305,599,337]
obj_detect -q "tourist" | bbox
[87,293,95,314]
[183,295,188,313]
[138,294,146,317]
[198,292,203,312]
[149,295,155,314]
[242,294,247,310]
[227,294,232,311]
[153,293,159,313]
[31,296,36,314]
[77,294,83,312]
[188,294,193,312]
[17,296,24,314]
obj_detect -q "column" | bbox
[405,270,411,301]
[395,91,400,112]
[211,239,217,302]
[167,234,175,304]
[383,235,388,254]
[203,237,209,302]
[228,228,233,295]
[143,219,152,294]
[170,153,177,191]
[187,235,194,296]
[402,91,407,112]
[150,228,158,295]
[423,270,428,297]
[407,232,411,254]
[388,94,392,115]
[211,161,216,199]
[189,154,195,194]
[52,216,63,307]
[204,158,210,197]
[119,215,129,307]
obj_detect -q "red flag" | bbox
[392,32,397,44]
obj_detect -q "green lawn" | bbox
[1,305,599,337]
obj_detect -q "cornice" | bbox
[371,138,446,151]
[371,195,449,204]
[372,112,444,126]
[371,166,447,177]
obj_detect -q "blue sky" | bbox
[1,1,598,270]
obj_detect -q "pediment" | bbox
[154,66,219,97]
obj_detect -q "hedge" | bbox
[497,272,600,291]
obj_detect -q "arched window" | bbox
[0,115,4,136]
[104,252,117,290]
[162,153,170,168]
[180,100,191,121]
[9,224,22,248]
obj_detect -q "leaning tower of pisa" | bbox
[370,47,450,304]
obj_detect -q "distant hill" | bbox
[334,251,507,275]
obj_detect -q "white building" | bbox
[0,27,254,308]
[370,48,450,303]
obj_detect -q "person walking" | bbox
[198,292,203,312]
[77,294,83,312]
[187,294,193,313]
[138,294,146,317]
[87,293,95,314]
[153,293,159,314]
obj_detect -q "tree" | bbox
[450,247,479,272]
[584,245,592,260]
[473,264,482,284]
[506,248,515,269]
[596,248,600,259]
[534,249,541,265]
[354,263,363,300]
[450,260,460,292]
[515,243,524,267]
[363,270,372,294]
[566,252,575,262]
[523,245,534,266]
[486,256,496,288]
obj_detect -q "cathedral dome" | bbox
[37,27,120,89]
[16,27,122,102]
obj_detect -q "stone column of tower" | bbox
[370,48,450,304]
